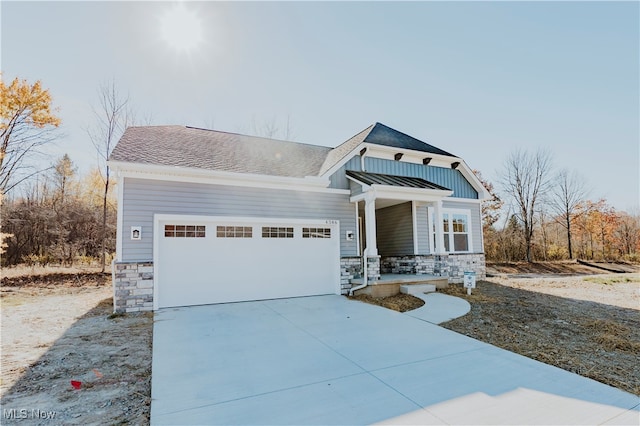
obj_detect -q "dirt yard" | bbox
[1,269,153,425]
[439,272,640,396]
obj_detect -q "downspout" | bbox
[349,247,368,296]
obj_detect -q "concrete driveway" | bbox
[151,295,639,425]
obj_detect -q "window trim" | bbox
[428,207,473,254]
[164,224,206,238]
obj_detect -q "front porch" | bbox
[349,273,448,297]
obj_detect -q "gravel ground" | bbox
[439,274,640,396]
[1,272,153,425]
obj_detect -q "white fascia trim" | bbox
[108,161,350,195]
[321,142,368,178]
[350,185,453,203]
[443,197,482,204]
[456,161,492,200]
[365,144,459,165]
[155,214,340,226]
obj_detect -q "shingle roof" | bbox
[318,122,455,175]
[110,123,457,179]
[364,123,455,157]
[109,126,331,178]
[346,170,451,191]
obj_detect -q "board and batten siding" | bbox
[329,156,478,200]
[121,178,358,261]
[376,202,414,256]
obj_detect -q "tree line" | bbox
[1,155,116,266]
[479,150,640,263]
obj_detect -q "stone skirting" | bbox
[340,257,362,294]
[378,253,486,283]
[113,261,154,313]
[446,253,486,283]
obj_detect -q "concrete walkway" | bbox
[151,295,640,425]
[405,292,471,324]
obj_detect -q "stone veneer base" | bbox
[113,261,154,313]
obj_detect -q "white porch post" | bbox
[364,192,378,256]
[433,199,446,254]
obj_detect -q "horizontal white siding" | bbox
[121,178,357,261]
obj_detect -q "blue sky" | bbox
[2,1,638,211]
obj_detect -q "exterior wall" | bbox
[328,156,479,200]
[446,253,486,283]
[442,199,483,253]
[376,202,414,256]
[121,178,358,262]
[113,261,153,313]
[340,257,362,294]
[415,203,430,253]
[329,156,361,189]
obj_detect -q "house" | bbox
[109,122,490,312]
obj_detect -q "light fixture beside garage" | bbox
[131,226,142,240]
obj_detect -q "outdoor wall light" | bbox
[131,226,142,240]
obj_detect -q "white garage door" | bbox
[155,216,340,308]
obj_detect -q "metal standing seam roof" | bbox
[346,170,451,191]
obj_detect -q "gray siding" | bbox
[415,204,430,254]
[329,156,361,189]
[328,156,478,200]
[121,178,358,261]
[361,157,477,199]
[376,202,414,256]
[442,200,483,253]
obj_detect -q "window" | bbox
[303,227,331,239]
[262,227,294,238]
[429,208,472,253]
[216,226,252,238]
[165,225,206,238]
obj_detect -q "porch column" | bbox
[364,193,378,256]
[433,199,446,254]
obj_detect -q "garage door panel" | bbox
[156,218,339,308]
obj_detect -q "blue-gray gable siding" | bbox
[121,178,357,262]
[329,156,478,199]
[376,202,414,256]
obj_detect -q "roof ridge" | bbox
[184,126,330,150]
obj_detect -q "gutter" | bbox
[349,247,369,296]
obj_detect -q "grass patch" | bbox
[583,274,639,285]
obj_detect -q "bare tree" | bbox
[87,80,131,272]
[550,169,588,259]
[500,149,553,262]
